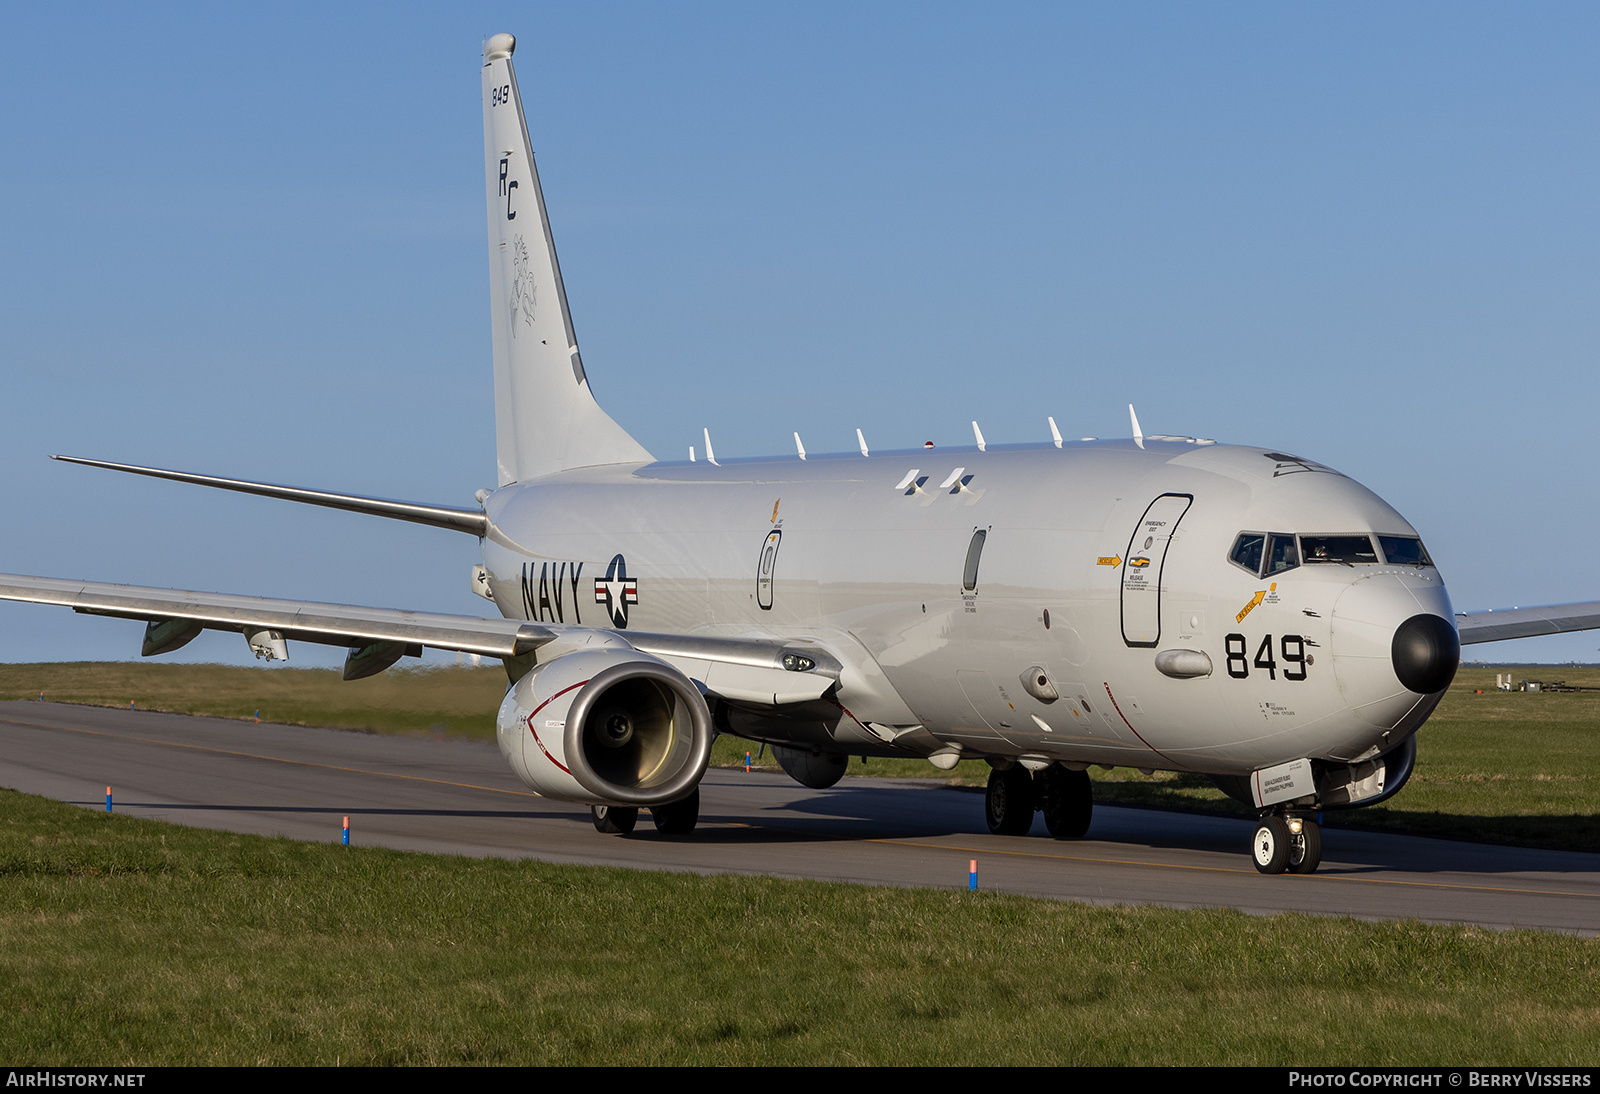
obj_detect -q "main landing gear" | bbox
[589,786,701,837]
[590,804,637,834]
[651,787,700,835]
[985,764,1093,839]
[1250,813,1322,875]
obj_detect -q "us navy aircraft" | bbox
[6,33,1599,875]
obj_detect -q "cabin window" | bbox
[1378,535,1432,566]
[963,529,986,591]
[1301,535,1378,565]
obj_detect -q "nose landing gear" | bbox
[1250,814,1322,875]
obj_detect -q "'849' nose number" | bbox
[1224,633,1310,681]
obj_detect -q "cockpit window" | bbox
[1378,535,1433,566]
[1266,533,1300,575]
[1231,531,1399,574]
[1229,532,1299,577]
[1301,535,1379,564]
[1229,533,1265,576]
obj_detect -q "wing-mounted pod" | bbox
[496,647,712,806]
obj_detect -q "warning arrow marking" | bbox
[1236,590,1266,624]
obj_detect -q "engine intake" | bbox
[496,648,712,806]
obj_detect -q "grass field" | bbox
[0,660,509,738]
[2,787,1598,1066]
[3,661,1599,849]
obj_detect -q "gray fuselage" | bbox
[479,437,1450,778]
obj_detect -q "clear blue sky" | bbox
[2,2,1597,667]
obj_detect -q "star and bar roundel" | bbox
[594,554,638,628]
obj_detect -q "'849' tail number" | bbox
[1224,634,1310,681]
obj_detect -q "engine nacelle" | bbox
[496,648,712,806]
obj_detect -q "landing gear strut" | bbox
[1250,814,1322,875]
[986,765,1094,838]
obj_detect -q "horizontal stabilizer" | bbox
[1456,602,1600,645]
[51,455,488,536]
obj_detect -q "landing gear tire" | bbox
[1288,818,1322,875]
[651,787,700,835]
[985,766,1036,836]
[1037,766,1093,839]
[1251,816,1291,874]
[591,804,638,835]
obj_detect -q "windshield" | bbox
[1229,533,1264,575]
[1378,535,1433,566]
[1266,533,1300,575]
[1229,532,1301,577]
[1230,531,1407,575]
[1300,535,1379,565]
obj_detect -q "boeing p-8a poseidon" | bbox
[6,33,1598,874]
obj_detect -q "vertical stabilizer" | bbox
[482,34,653,484]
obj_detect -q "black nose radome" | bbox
[1391,614,1460,694]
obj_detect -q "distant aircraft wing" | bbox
[0,573,839,702]
[1455,602,1600,645]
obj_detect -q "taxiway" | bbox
[2,700,1596,934]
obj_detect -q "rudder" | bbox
[482,33,652,484]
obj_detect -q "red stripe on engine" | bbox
[524,679,589,775]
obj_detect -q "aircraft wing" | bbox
[1455,602,1600,645]
[0,573,552,659]
[0,573,839,702]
